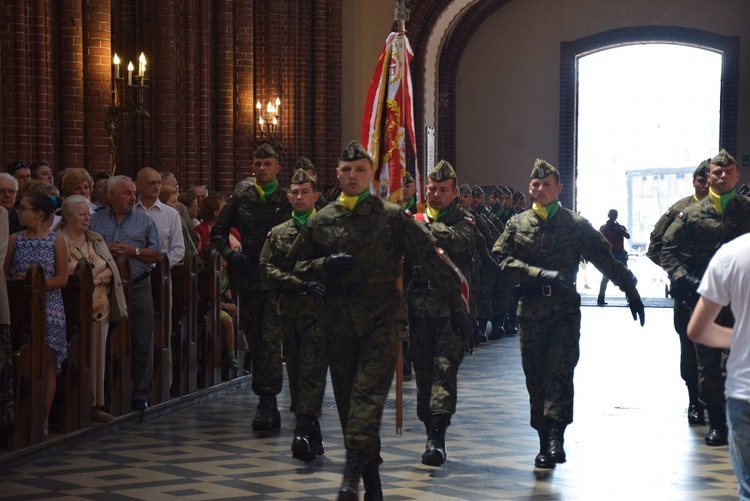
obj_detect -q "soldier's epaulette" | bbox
[677,212,685,219]
[464,215,474,224]
[266,231,272,238]
[665,208,672,216]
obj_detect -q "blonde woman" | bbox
[57,195,127,422]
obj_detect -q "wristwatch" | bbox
[135,247,141,257]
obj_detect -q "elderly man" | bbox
[0,174,19,233]
[135,167,185,269]
[90,175,161,410]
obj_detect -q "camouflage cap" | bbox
[459,183,472,196]
[471,184,484,197]
[530,159,558,179]
[295,156,316,174]
[711,149,736,167]
[512,191,526,201]
[403,171,415,184]
[694,159,710,179]
[429,160,457,182]
[339,140,372,162]
[490,186,503,197]
[502,186,514,196]
[253,143,279,159]
[290,168,315,186]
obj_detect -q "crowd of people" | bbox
[0,145,747,500]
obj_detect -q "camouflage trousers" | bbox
[239,289,283,397]
[409,314,465,423]
[695,343,728,408]
[476,269,495,319]
[492,268,512,322]
[517,293,581,432]
[279,314,328,418]
[324,292,403,464]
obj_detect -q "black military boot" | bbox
[338,449,366,501]
[705,405,728,446]
[291,414,323,460]
[547,421,567,464]
[503,312,518,336]
[489,317,505,340]
[687,385,705,425]
[534,431,555,468]
[422,414,450,466]
[362,460,383,501]
[252,395,281,431]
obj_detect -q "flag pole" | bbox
[394,0,408,438]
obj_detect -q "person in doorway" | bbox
[597,209,630,305]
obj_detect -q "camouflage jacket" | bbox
[493,205,636,291]
[259,219,316,318]
[471,207,500,248]
[288,195,464,316]
[646,195,695,267]
[407,204,475,317]
[660,194,750,281]
[210,184,291,291]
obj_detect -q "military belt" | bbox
[328,281,398,297]
[517,284,571,297]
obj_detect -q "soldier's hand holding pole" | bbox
[625,288,646,326]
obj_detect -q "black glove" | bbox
[669,274,701,309]
[450,310,473,341]
[323,253,355,276]
[226,251,255,276]
[537,269,573,293]
[625,288,645,326]
[681,274,702,292]
[300,281,326,298]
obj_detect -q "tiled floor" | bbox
[0,306,739,500]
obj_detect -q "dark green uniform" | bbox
[259,219,326,419]
[493,207,638,432]
[288,194,462,463]
[408,203,474,423]
[210,184,291,399]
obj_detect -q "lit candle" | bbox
[139,52,147,77]
[259,117,265,129]
[127,61,134,86]
[266,101,274,115]
[275,97,280,112]
[113,53,121,79]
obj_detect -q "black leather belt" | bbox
[328,281,397,297]
[133,271,151,284]
[517,284,571,297]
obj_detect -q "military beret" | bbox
[295,156,315,174]
[290,168,315,185]
[459,183,472,196]
[711,149,736,167]
[530,159,558,179]
[429,160,457,182]
[472,185,484,197]
[403,171,415,184]
[694,159,710,179]
[253,143,279,159]
[339,140,372,162]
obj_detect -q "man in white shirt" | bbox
[135,167,185,268]
[688,233,750,500]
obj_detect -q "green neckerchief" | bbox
[532,200,560,221]
[402,196,415,212]
[339,190,370,211]
[254,179,279,201]
[292,207,316,229]
[708,187,736,215]
[491,204,503,217]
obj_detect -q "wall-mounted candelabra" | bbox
[107,52,151,172]
[253,97,283,152]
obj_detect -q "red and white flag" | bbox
[361,32,420,204]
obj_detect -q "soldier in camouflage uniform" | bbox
[660,150,750,446]
[210,143,291,432]
[647,160,709,425]
[288,141,466,501]
[296,155,329,210]
[493,159,645,469]
[259,166,328,461]
[407,160,474,467]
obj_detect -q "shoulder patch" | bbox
[464,215,474,223]
[665,208,672,216]
[677,212,684,219]
[266,231,272,239]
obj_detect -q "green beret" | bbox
[472,185,484,197]
[459,183,472,196]
[403,171,415,184]
[429,160,457,182]
[253,143,279,159]
[339,140,372,162]
[290,168,315,185]
[694,159,710,179]
[711,149,736,167]
[295,156,315,174]
[530,159,558,179]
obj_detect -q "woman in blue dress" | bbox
[4,192,68,438]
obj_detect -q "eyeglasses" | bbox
[17,205,35,213]
[0,189,16,195]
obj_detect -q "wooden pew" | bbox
[170,251,198,396]
[105,256,132,417]
[56,259,93,433]
[197,249,222,388]
[150,254,170,405]
[1,263,46,450]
